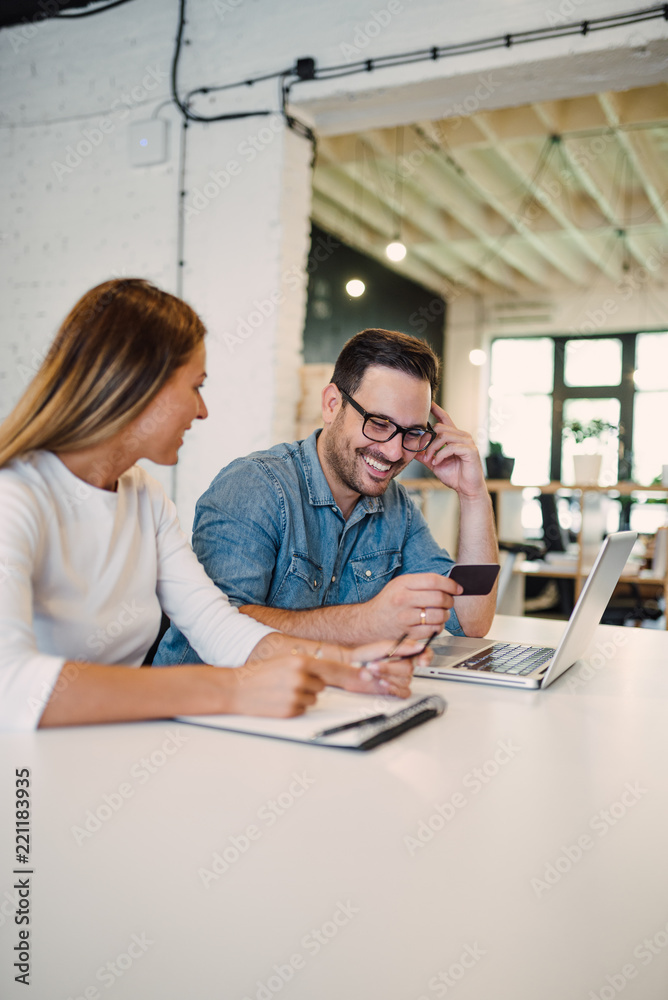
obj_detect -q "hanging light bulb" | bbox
[346,279,365,297]
[386,240,407,262]
[469,349,487,366]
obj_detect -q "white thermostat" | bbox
[128,119,169,166]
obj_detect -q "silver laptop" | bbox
[415,531,637,689]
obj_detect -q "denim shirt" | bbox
[156,430,463,665]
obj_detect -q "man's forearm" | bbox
[239,603,372,645]
[454,491,499,636]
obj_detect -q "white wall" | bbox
[1,0,666,527]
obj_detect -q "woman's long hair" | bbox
[0,278,206,468]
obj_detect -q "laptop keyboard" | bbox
[455,643,555,675]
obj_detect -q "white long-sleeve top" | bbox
[0,451,276,731]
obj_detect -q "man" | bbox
[157,328,498,664]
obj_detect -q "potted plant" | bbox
[562,418,616,485]
[485,441,515,480]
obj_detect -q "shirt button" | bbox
[331,575,336,582]
[314,580,319,588]
[365,570,372,577]
[331,506,337,512]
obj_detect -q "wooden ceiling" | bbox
[311,83,668,301]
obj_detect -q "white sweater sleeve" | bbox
[0,476,66,732]
[151,482,277,667]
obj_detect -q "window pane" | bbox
[629,501,668,535]
[490,338,553,394]
[561,398,620,485]
[635,332,668,390]
[488,394,552,484]
[564,338,622,387]
[633,391,668,484]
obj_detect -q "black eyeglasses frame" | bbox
[336,386,436,453]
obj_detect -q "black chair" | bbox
[142,612,171,665]
[496,540,545,608]
[527,493,575,616]
[601,583,663,626]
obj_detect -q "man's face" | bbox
[321,366,432,500]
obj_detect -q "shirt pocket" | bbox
[273,551,325,608]
[351,550,402,602]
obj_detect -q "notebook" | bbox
[177,689,446,750]
[414,531,637,689]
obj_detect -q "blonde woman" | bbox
[0,279,422,732]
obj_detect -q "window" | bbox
[488,339,553,483]
[633,332,668,485]
[488,331,667,485]
[563,338,622,387]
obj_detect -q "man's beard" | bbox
[322,412,408,498]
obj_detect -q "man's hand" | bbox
[416,401,487,498]
[363,572,463,641]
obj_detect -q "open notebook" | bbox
[177,688,445,750]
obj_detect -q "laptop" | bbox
[414,531,637,689]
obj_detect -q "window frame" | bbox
[489,330,668,483]
[549,333,636,481]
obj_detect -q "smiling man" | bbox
[157,328,498,663]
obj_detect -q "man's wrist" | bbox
[457,486,492,507]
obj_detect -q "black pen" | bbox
[391,629,439,660]
[314,714,387,739]
[351,632,409,668]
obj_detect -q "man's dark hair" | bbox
[332,328,441,398]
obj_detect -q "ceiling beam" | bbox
[416,121,588,287]
[362,127,538,292]
[316,139,517,294]
[597,90,668,227]
[310,189,468,297]
[472,115,624,283]
[532,100,652,274]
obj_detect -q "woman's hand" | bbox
[243,633,432,709]
[226,654,325,718]
[312,636,432,699]
[351,636,432,697]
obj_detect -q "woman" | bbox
[0,279,420,732]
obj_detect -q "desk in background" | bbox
[402,478,668,625]
[1,616,667,1000]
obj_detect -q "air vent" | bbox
[488,300,553,326]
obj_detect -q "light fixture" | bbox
[385,241,407,262]
[469,349,486,366]
[386,128,407,264]
[346,279,365,297]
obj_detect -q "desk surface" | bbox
[2,616,668,1000]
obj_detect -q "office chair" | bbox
[142,612,171,665]
[496,540,545,608]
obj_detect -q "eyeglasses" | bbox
[337,386,436,453]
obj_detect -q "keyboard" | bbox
[454,642,555,675]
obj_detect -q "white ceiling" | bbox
[312,83,668,302]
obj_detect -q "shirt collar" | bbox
[300,430,384,514]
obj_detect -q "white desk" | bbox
[1,615,668,1000]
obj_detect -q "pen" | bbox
[314,714,387,738]
[391,629,439,660]
[351,632,409,668]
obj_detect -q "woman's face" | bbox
[129,342,208,465]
